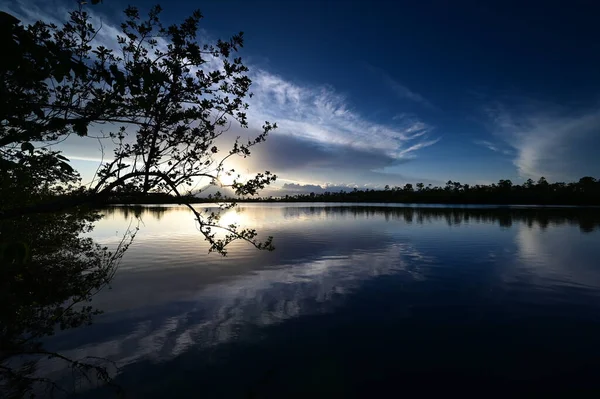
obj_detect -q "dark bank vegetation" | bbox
[1,2,275,396]
[272,177,600,205]
[112,176,600,206]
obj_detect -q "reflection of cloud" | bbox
[47,241,430,373]
[512,224,600,289]
[39,204,600,387]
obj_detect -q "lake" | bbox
[45,203,600,396]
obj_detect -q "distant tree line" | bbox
[132,176,600,205]
[250,176,600,205]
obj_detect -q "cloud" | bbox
[473,140,513,155]
[1,0,63,25]
[474,140,500,152]
[485,101,600,180]
[244,133,409,173]
[263,171,441,196]
[65,154,105,162]
[366,64,436,109]
[218,68,440,188]
[247,71,439,162]
[4,0,441,188]
[385,78,433,108]
[278,182,359,195]
[397,138,441,157]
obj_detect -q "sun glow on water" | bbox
[216,207,249,229]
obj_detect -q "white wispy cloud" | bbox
[385,77,433,108]
[48,227,430,371]
[397,138,441,157]
[278,182,359,194]
[4,0,440,187]
[474,140,500,152]
[248,71,439,160]
[485,102,600,180]
[65,154,105,162]
[2,0,64,25]
[473,139,512,155]
[366,64,436,109]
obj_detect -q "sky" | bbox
[4,0,600,195]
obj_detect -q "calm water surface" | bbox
[46,204,600,396]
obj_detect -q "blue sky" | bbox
[4,0,600,194]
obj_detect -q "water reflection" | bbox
[280,205,600,232]
[102,204,170,221]
[43,204,600,396]
[102,204,600,233]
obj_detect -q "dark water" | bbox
[45,204,600,396]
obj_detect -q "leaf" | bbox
[71,60,88,76]
[0,11,21,26]
[59,161,74,174]
[72,120,88,136]
[21,142,34,154]
[56,154,70,162]
[33,107,44,119]
[0,241,31,265]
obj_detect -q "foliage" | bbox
[1,1,277,396]
[245,177,600,206]
[1,2,276,252]
[0,203,137,397]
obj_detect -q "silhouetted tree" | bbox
[525,178,535,189]
[1,2,276,253]
[1,2,278,395]
[498,179,512,191]
[0,207,135,397]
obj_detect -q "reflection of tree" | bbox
[580,219,597,233]
[0,207,136,397]
[102,205,169,221]
[498,213,512,228]
[281,206,600,233]
[2,0,277,394]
